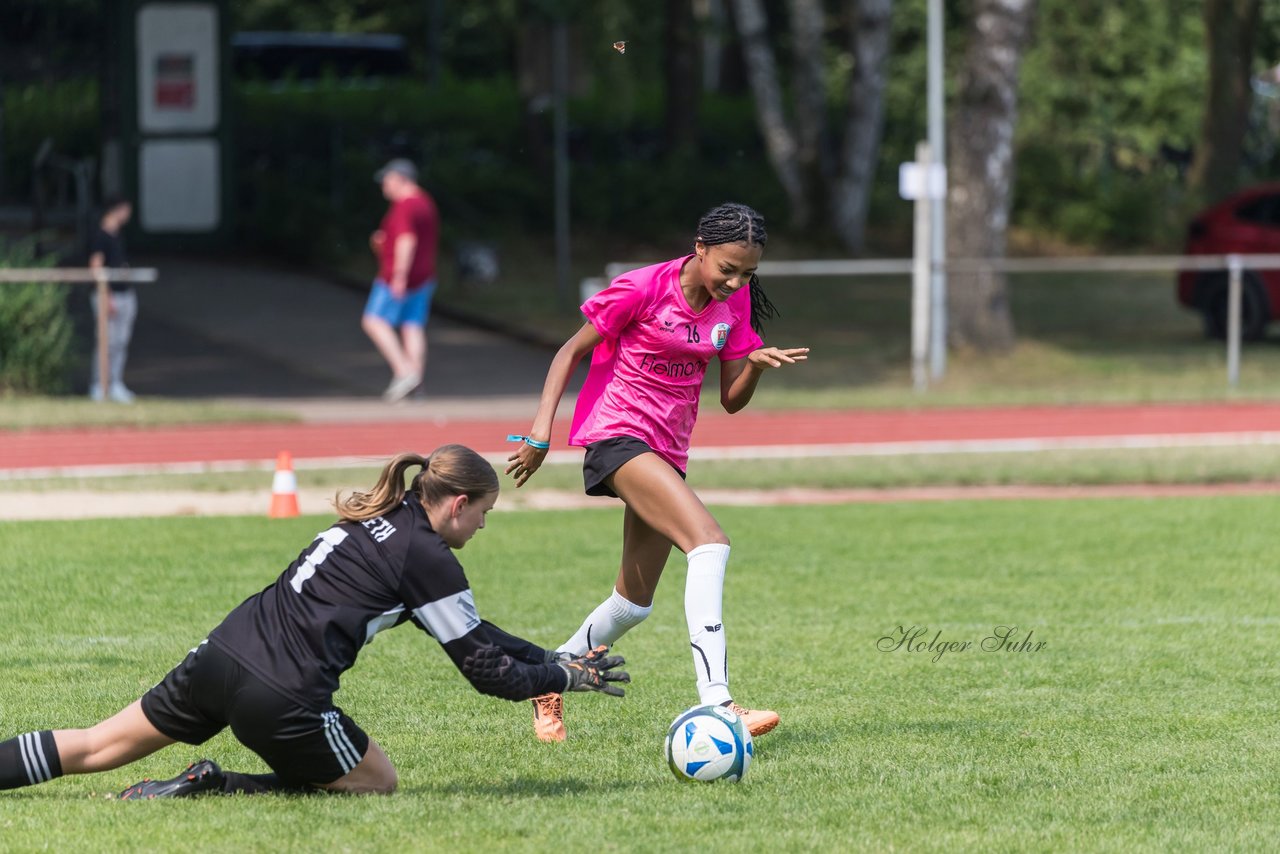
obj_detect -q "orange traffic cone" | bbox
[268,451,300,518]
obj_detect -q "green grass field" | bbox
[0,395,297,431]
[2,499,1278,852]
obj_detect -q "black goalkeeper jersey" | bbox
[207,494,568,711]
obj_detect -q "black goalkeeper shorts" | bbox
[141,641,370,786]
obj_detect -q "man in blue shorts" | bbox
[363,159,440,402]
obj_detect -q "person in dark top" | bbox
[88,195,138,403]
[0,444,628,799]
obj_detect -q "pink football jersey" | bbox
[570,255,763,471]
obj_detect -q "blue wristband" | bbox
[506,434,550,450]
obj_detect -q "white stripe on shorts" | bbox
[19,732,47,784]
[26,732,52,782]
[322,712,359,774]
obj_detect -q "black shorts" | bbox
[141,642,369,786]
[582,436,686,498]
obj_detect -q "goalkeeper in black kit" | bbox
[0,445,628,798]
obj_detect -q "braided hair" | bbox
[694,202,779,336]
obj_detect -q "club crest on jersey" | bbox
[710,322,731,351]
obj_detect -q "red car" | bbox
[1177,183,1280,340]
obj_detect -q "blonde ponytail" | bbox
[334,445,498,522]
[334,452,427,522]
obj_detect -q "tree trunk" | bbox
[664,0,701,152]
[729,0,809,227]
[830,0,892,255]
[1188,0,1261,206]
[946,0,1036,354]
[790,0,831,222]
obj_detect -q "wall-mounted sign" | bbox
[154,53,196,109]
[139,139,220,232]
[137,4,218,132]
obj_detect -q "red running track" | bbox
[6,402,1280,473]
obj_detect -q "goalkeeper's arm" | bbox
[454,636,630,701]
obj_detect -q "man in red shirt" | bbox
[363,159,440,402]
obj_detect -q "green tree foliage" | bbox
[0,80,99,202]
[856,0,1277,249]
[6,0,1280,258]
[0,241,74,394]
[1017,0,1211,246]
[230,0,524,78]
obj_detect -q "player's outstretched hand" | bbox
[559,652,630,697]
[505,442,548,488]
[748,346,810,370]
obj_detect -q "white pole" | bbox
[1227,254,1242,388]
[912,142,932,392]
[927,0,947,381]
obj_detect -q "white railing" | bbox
[598,254,1280,388]
[0,268,158,283]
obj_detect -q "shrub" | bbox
[0,240,74,394]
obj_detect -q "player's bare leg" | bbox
[319,737,397,795]
[54,700,176,773]
[609,454,779,736]
[1,699,174,794]
[533,510,669,743]
[613,504,676,607]
[607,454,724,553]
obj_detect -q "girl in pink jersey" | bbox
[506,202,808,742]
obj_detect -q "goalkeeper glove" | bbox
[558,652,630,697]
[544,644,613,665]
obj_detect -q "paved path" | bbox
[8,402,1280,477]
[76,253,576,400]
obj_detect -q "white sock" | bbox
[685,543,731,706]
[558,588,652,657]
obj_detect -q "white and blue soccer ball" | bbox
[664,704,753,783]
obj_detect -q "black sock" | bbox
[0,731,64,790]
[221,771,314,795]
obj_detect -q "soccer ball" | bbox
[664,704,753,783]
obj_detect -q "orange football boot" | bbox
[726,701,779,737]
[532,693,565,742]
